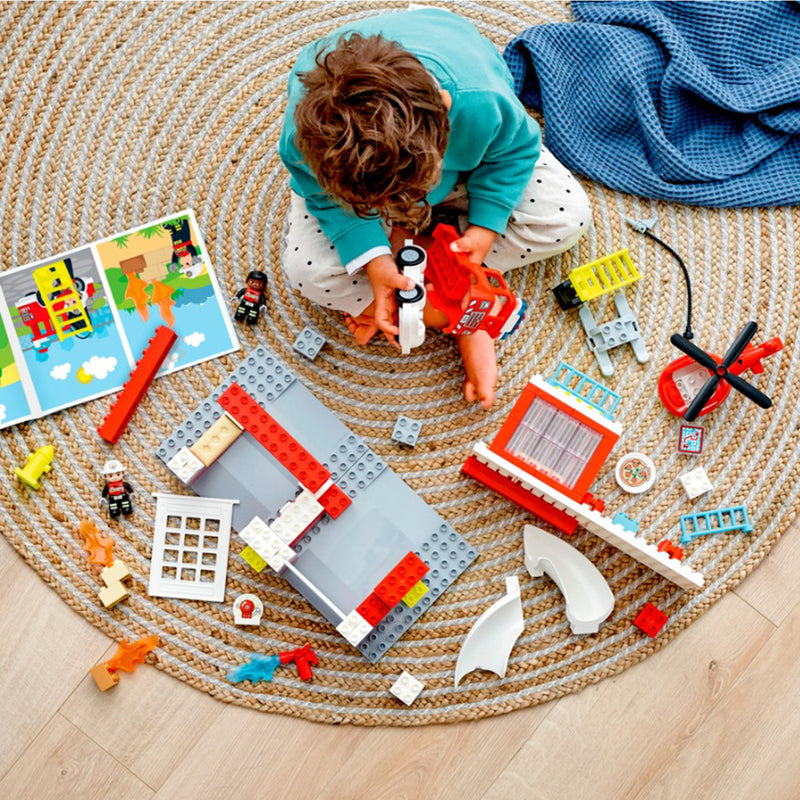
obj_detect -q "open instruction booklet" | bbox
[0,210,239,430]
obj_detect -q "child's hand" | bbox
[449,225,497,265]
[364,254,415,349]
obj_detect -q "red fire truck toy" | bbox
[424,224,526,339]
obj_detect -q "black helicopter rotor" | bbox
[670,321,772,422]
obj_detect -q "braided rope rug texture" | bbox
[0,0,798,726]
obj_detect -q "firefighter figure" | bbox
[233,270,268,325]
[101,460,134,519]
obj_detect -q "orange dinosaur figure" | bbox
[89,634,159,691]
[124,273,150,321]
[78,519,114,567]
[106,635,159,672]
[150,280,176,327]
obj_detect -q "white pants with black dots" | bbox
[283,145,592,316]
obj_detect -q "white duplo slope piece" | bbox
[454,576,524,687]
[524,524,615,634]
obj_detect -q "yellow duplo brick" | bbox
[402,580,428,608]
[241,545,267,573]
[101,558,131,586]
[190,414,243,467]
[98,582,129,608]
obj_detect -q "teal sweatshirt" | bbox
[279,8,541,267]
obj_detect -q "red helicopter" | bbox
[658,321,783,421]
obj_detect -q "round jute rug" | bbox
[1,0,798,726]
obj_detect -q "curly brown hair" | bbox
[294,32,450,231]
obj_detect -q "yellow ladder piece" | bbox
[32,260,93,341]
[570,249,641,302]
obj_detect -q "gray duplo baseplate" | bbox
[324,433,368,480]
[338,450,386,500]
[156,347,296,465]
[155,344,477,662]
[355,523,478,662]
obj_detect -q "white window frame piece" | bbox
[148,493,238,602]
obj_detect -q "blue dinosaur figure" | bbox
[227,654,281,684]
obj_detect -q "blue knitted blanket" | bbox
[504,1,800,206]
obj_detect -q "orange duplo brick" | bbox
[89,663,120,691]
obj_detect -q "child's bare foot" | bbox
[344,301,380,345]
[456,330,497,410]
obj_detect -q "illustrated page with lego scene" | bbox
[0,309,33,428]
[93,211,238,372]
[0,210,239,430]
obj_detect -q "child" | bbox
[280,8,591,409]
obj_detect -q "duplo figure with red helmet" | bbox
[101,460,134,519]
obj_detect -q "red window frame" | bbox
[488,380,619,504]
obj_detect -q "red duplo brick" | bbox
[657,540,684,561]
[98,326,177,444]
[462,456,580,535]
[374,552,429,607]
[219,382,330,491]
[318,484,351,519]
[356,593,391,626]
[634,603,668,637]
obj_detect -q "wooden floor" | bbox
[3,516,800,800]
